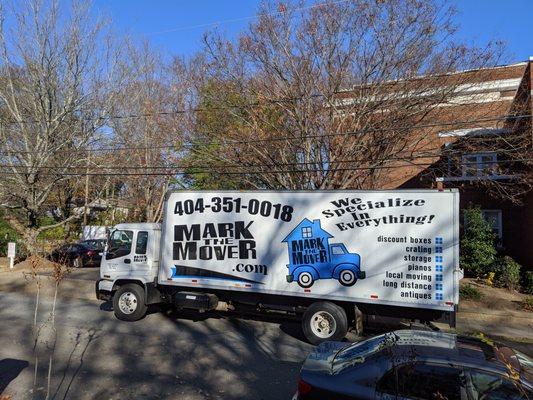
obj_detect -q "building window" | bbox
[481,209,503,239]
[461,153,498,178]
[301,227,312,238]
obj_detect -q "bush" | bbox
[523,271,533,295]
[460,283,483,301]
[491,256,521,291]
[0,219,19,257]
[37,216,67,240]
[460,206,497,278]
[522,297,533,312]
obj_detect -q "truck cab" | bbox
[97,223,161,319]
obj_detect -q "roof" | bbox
[281,218,333,242]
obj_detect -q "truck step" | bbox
[173,292,218,312]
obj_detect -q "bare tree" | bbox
[185,0,504,191]
[0,0,118,253]
[107,42,185,222]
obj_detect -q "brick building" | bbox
[341,59,532,269]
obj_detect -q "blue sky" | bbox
[91,0,533,62]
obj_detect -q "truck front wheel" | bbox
[113,284,148,321]
[302,302,348,345]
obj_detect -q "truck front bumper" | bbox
[95,279,114,301]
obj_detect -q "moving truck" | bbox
[96,189,461,344]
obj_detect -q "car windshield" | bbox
[83,239,104,249]
[513,350,533,381]
[332,332,399,372]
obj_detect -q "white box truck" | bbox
[96,189,461,344]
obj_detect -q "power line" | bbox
[0,113,529,156]
[0,153,529,172]
[0,158,530,177]
[145,0,352,36]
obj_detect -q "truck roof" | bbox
[113,222,161,231]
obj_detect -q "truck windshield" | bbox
[106,230,133,260]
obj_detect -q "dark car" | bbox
[80,238,106,251]
[49,243,102,268]
[294,330,532,400]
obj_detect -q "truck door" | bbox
[130,230,151,278]
[105,229,134,272]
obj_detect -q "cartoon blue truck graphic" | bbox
[282,218,365,288]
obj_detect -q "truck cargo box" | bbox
[158,190,460,313]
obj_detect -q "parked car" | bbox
[294,330,532,400]
[80,238,106,251]
[49,243,102,268]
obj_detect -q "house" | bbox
[339,59,532,269]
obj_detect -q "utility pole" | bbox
[83,152,90,226]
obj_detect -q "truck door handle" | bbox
[124,259,131,264]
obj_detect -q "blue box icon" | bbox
[436,293,443,300]
[435,246,443,253]
[436,283,443,290]
[436,256,443,263]
[435,237,443,244]
[436,265,443,272]
[436,274,443,282]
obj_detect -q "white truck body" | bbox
[158,190,460,312]
[82,225,108,241]
[98,189,461,340]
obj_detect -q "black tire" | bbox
[338,269,357,287]
[297,271,314,288]
[73,256,83,268]
[302,302,348,345]
[113,283,148,321]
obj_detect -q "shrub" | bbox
[37,216,67,240]
[523,271,533,295]
[522,297,533,312]
[491,256,521,291]
[485,271,495,287]
[460,283,483,301]
[460,206,497,278]
[0,219,19,257]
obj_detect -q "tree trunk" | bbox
[23,229,40,256]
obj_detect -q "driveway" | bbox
[0,291,312,400]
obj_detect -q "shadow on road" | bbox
[0,358,29,394]
[162,306,307,342]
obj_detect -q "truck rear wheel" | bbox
[302,302,348,345]
[113,283,147,321]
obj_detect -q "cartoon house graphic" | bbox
[282,218,364,288]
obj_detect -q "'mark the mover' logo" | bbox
[282,218,365,288]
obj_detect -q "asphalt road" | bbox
[0,291,314,400]
[37,266,101,282]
